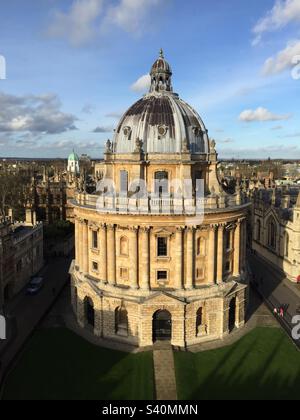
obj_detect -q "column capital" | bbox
[217,223,226,229]
[107,223,115,231]
[88,221,99,230]
[128,225,139,233]
[140,226,151,233]
[209,224,218,230]
[175,226,185,233]
[186,225,196,232]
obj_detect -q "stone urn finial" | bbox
[135,138,143,153]
[105,139,112,153]
[210,139,216,153]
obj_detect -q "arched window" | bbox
[84,297,94,328]
[256,219,261,242]
[115,307,128,336]
[120,236,129,256]
[225,230,231,250]
[268,218,277,250]
[196,307,207,336]
[197,237,206,256]
[229,297,236,332]
[285,233,289,258]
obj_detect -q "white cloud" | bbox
[47,0,104,46]
[92,125,114,133]
[253,0,300,44]
[47,0,162,46]
[0,92,77,134]
[239,107,291,122]
[104,0,160,34]
[131,74,151,92]
[262,39,300,75]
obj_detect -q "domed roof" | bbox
[68,151,79,161]
[151,48,172,75]
[113,51,209,155]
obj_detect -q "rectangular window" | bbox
[157,271,168,281]
[225,231,231,250]
[120,268,128,280]
[92,262,98,272]
[157,237,168,257]
[92,231,98,249]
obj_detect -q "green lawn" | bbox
[175,327,300,400]
[3,328,154,400]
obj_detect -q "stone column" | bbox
[242,220,247,271]
[174,227,183,289]
[130,227,139,290]
[140,227,150,291]
[107,224,116,286]
[207,225,216,284]
[185,227,194,290]
[217,224,225,283]
[99,224,107,283]
[82,220,89,274]
[78,219,84,271]
[75,217,79,267]
[233,220,241,277]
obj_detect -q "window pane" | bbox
[155,171,168,195]
[157,271,168,280]
[92,231,98,249]
[157,237,168,257]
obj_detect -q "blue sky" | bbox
[0,0,300,159]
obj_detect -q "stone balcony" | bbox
[74,191,248,216]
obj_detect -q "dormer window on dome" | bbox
[158,125,168,138]
[123,126,132,139]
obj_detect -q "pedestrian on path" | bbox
[279,307,284,318]
[273,307,278,316]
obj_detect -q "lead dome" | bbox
[113,50,209,155]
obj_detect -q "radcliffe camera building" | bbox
[70,51,250,348]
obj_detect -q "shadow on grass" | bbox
[2,328,154,401]
[175,327,300,400]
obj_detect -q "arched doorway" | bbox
[153,310,172,342]
[84,297,95,328]
[229,298,236,332]
[115,307,128,336]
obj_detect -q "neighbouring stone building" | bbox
[0,215,44,308]
[70,51,250,348]
[25,165,81,224]
[252,187,300,283]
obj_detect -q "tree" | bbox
[0,171,29,219]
